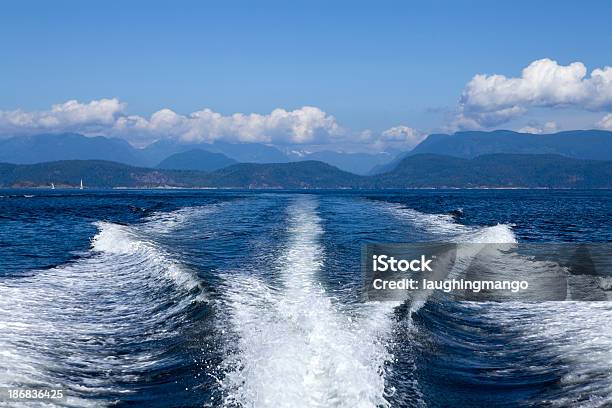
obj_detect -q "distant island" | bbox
[2,129,612,176]
[1,129,611,189]
[1,153,610,189]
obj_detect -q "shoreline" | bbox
[2,186,612,191]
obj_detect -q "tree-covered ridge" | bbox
[0,154,611,189]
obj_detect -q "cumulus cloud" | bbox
[345,125,426,151]
[113,106,344,145]
[518,121,558,134]
[456,58,612,128]
[0,98,126,134]
[0,99,345,146]
[0,98,430,152]
[597,113,612,130]
[380,125,426,148]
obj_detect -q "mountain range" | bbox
[289,150,393,175]
[0,133,142,165]
[157,149,237,172]
[1,153,610,189]
[0,129,611,180]
[412,130,612,159]
[370,129,612,174]
[0,133,390,174]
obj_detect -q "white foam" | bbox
[0,214,206,406]
[462,223,517,244]
[92,221,202,291]
[384,203,612,406]
[383,202,517,244]
[485,302,612,407]
[384,204,467,236]
[221,197,394,408]
[142,204,220,234]
[598,276,612,291]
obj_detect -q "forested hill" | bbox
[375,154,612,188]
[0,154,611,189]
[0,160,367,189]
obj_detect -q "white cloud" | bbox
[0,99,345,146]
[354,125,427,151]
[0,99,429,152]
[597,113,612,130]
[518,121,558,134]
[114,106,344,145]
[0,98,126,134]
[381,125,425,146]
[456,58,612,128]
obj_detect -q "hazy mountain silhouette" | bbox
[371,129,612,174]
[0,133,144,165]
[156,149,237,171]
[291,150,393,175]
[1,154,610,188]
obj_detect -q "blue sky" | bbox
[1,0,611,150]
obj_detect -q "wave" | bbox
[220,196,395,408]
[141,204,222,235]
[0,194,36,199]
[0,212,206,407]
[385,203,612,407]
[91,221,203,291]
[383,203,516,244]
[478,301,612,407]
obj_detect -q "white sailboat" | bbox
[79,179,84,190]
[51,182,55,190]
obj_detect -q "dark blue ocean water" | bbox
[0,189,611,407]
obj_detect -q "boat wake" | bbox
[220,197,396,408]
[384,202,612,407]
[1,194,610,407]
[0,212,206,407]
